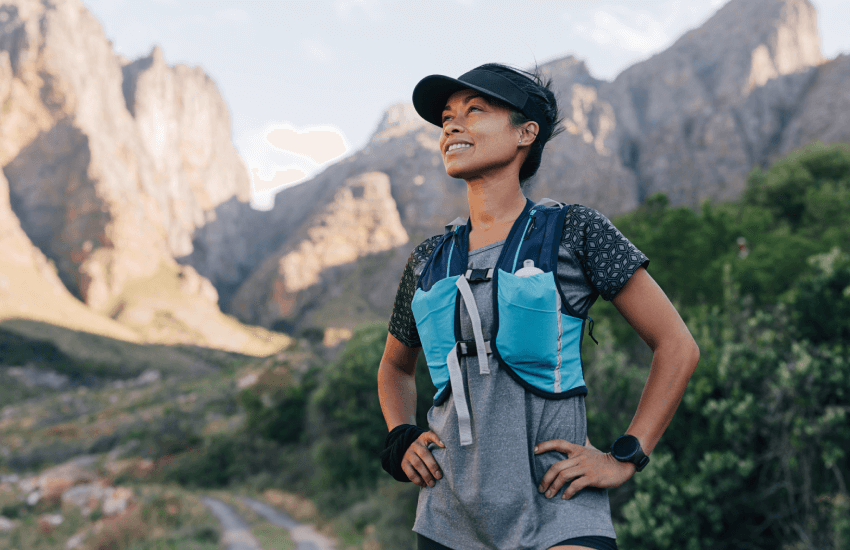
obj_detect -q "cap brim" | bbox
[412,74,517,128]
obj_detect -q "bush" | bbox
[786,247,850,345]
[310,323,389,495]
[617,263,850,549]
[240,384,307,444]
[162,433,308,489]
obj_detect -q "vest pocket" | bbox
[411,276,461,400]
[496,269,560,375]
[558,313,586,391]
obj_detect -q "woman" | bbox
[377,63,700,550]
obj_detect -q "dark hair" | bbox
[472,62,564,188]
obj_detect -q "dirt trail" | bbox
[201,497,262,550]
[202,494,339,550]
[238,495,338,550]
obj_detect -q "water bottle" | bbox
[514,259,544,277]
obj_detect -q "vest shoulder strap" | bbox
[534,197,566,209]
[444,216,466,233]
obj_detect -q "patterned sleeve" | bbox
[387,235,443,348]
[561,205,649,301]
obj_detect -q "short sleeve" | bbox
[387,235,443,348]
[561,205,649,301]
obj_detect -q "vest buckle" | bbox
[458,339,492,356]
[464,268,494,282]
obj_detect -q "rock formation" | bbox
[0,161,139,341]
[590,0,824,206]
[0,0,287,354]
[1,0,848,340]
[230,171,408,328]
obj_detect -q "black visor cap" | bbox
[412,68,551,142]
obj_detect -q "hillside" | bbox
[2,0,849,340]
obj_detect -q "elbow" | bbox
[686,337,700,376]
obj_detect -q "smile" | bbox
[446,143,473,154]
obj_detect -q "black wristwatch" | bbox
[610,434,650,472]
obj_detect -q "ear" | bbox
[519,121,540,145]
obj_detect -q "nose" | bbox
[443,117,465,140]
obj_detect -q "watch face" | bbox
[612,435,638,460]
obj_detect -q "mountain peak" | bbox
[646,0,823,98]
[369,102,430,144]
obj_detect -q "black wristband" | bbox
[378,424,426,482]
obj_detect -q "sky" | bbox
[80,0,850,210]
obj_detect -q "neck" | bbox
[466,173,527,234]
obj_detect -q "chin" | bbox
[443,161,473,180]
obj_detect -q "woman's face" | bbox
[438,88,522,181]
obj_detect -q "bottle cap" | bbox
[515,259,544,277]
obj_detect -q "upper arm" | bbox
[381,331,421,376]
[565,205,650,303]
[611,267,697,354]
[383,234,441,374]
[387,234,442,350]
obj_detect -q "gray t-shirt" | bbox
[387,205,649,549]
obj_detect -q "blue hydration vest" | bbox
[410,197,595,446]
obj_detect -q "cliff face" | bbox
[779,54,850,155]
[227,0,846,330]
[0,164,139,342]
[229,171,408,328]
[0,0,287,354]
[0,0,250,310]
[593,0,824,206]
[1,0,847,338]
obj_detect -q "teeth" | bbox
[448,143,472,152]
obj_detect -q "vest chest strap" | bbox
[464,268,493,282]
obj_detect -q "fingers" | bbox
[403,432,444,488]
[562,476,591,500]
[535,439,586,494]
[402,452,430,487]
[538,460,582,498]
[538,451,630,499]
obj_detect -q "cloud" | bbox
[300,38,334,63]
[236,122,348,211]
[573,8,670,55]
[266,125,348,165]
[251,166,308,193]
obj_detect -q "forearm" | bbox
[377,362,418,431]
[625,335,699,455]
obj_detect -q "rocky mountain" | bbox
[2,0,849,342]
[229,171,409,328]
[225,0,848,331]
[0,163,139,342]
[0,0,287,354]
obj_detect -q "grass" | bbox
[0,307,417,549]
[0,480,223,550]
[106,262,291,356]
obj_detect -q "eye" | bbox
[442,105,482,124]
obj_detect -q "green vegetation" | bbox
[591,142,850,549]
[3,143,847,549]
[150,142,850,549]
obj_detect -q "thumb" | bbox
[430,432,445,447]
